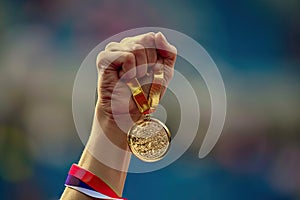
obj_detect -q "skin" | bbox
[61,32,177,199]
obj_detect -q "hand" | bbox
[96,32,177,132]
[61,32,177,199]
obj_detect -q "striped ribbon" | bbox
[65,164,127,200]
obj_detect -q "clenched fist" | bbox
[96,32,177,129]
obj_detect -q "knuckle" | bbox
[131,44,146,59]
[120,37,130,43]
[145,32,155,39]
[96,51,110,70]
[132,44,144,51]
[125,53,135,63]
[96,51,106,65]
[105,42,119,50]
[141,32,155,47]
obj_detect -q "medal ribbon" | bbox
[126,65,164,115]
[65,164,127,199]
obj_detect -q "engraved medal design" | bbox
[127,66,171,162]
[128,116,170,162]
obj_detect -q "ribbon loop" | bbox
[126,66,164,115]
[148,68,164,113]
[127,78,150,114]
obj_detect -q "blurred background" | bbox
[0,0,300,199]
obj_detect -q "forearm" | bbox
[61,113,131,199]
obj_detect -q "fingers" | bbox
[107,32,158,66]
[136,32,157,66]
[97,32,177,81]
[97,51,136,80]
[100,33,155,80]
[154,32,177,67]
[98,48,147,80]
[131,44,147,78]
[154,32,177,86]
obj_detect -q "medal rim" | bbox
[127,117,171,162]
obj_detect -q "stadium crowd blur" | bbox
[0,0,299,199]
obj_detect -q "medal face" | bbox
[127,117,171,162]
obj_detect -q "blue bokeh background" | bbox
[0,0,299,199]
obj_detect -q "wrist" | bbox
[84,110,132,170]
[95,107,131,150]
[77,149,130,196]
[95,104,143,150]
[65,164,127,199]
[77,111,132,196]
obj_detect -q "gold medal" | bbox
[128,115,170,162]
[126,66,171,162]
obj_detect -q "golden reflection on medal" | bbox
[126,66,171,162]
